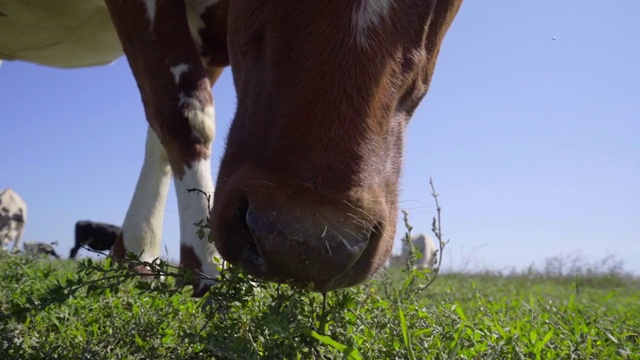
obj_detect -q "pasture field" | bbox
[0,248,638,359]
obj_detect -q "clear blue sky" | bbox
[1,1,638,274]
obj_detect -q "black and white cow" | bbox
[0,188,27,250]
[70,220,121,259]
[23,241,60,259]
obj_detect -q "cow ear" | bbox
[422,0,462,81]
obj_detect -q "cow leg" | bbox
[69,246,78,260]
[113,127,172,264]
[105,0,219,293]
[12,221,24,250]
[71,221,87,259]
[49,248,61,260]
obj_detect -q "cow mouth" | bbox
[212,187,386,292]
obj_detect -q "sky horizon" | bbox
[2,1,638,275]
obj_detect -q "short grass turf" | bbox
[1,249,638,359]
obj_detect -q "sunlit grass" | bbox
[1,245,638,359]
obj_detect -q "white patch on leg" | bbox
[174,158,219,287]
[170,63,190,84]
[121,127,172,263]
[352,0,394,47]
[142,0,158,28]
[175,92,218,287]
[178,93,215,144]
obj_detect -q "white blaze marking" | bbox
[170,63,190,84]
[353,0,394,47]
[142,0,157,28]
[121,127,171,263]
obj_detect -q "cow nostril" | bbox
[224,198,268,275]
[243,202,375,285]
[245,206,275,244]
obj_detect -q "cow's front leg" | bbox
[173,138,218,296]
[105,0,220,295]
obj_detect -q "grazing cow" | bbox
[211,1,461,291]
[23,242,60,259]
[2,0,227,295]
[70,221,121,260]
[0,188,27,250]
[404,234,438,270]
[387,234,438,270]
[1,0,462,294]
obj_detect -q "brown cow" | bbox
[1,0,462,295]
[211,1,462,291]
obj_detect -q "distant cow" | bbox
[23,242,60,259]
[389,234,438,270]
[70,221,121,259]
[0,188,27,249]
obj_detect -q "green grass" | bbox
[1,247,638,359]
